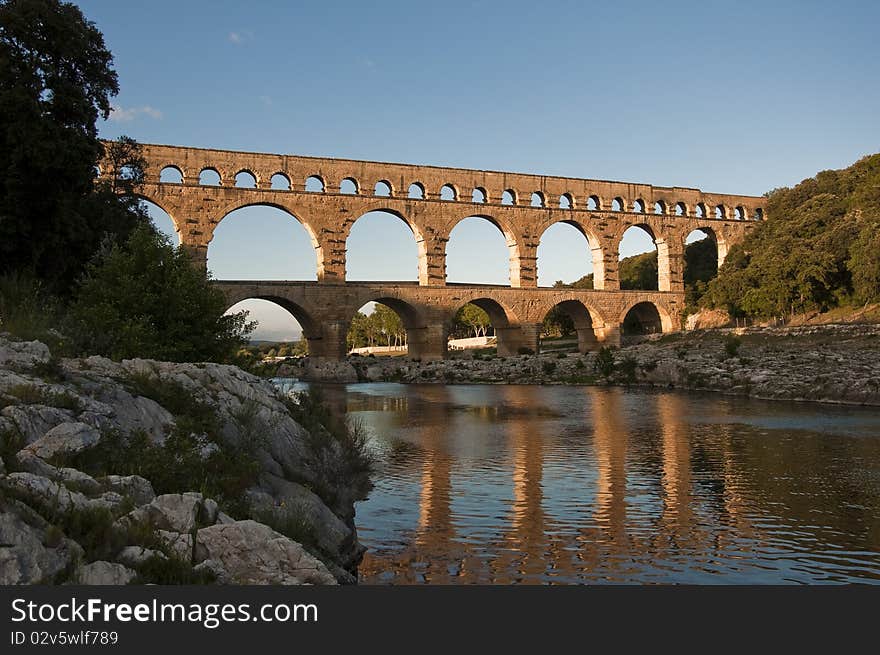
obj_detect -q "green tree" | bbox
[66,225,254,361]
[0,0,148,292]
[453,303,492,338]
[849,218,880,304]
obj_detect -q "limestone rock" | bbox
[24,422,101,460]
[1,405,75,445]
[116,546,167,568]
[101,475,155,506]
[0,503,82,584]
[1,472,90,513]
[122,493,203,534]
[74,561,136,585]
[0,339,50,368]
[195,520,336,585]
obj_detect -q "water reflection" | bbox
[292,381,880,584]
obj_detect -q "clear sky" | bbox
[80,0,880,340]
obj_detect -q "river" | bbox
[275,380,880,584]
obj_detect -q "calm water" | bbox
[277,381,880,584]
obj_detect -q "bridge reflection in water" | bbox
[330,383,880,584]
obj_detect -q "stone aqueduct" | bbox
[99,142,765,361]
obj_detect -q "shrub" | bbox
[542,361,557,374]
[594,347,615,377]
[618,356,638,383]
[556,352,567,359]
[574,358,585,370]
[724,334,742,357]
[65,225,254,362]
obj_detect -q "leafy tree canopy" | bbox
[702,153,880,317]
[66,225,255,362]
[0,0,146,291]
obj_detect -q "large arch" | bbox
[540,299,604,353]
[208,203,319,281]
[445,214,520,286]
[449,296,524,357]
[347,295,432,359]
[137,196,180,243]
[620,301,673,336]
[535,219,603,288]
[346,209,420,281]
[223,295,318,354]
[618,224,658,290]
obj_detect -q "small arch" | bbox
[340,178,359,195]
[695,202,706,218]
[654,200,666,215]
[587,195,600,211]
[714,205,726,219]
[235,170,257,188]
[530,192,545,208]
[199,168,222,186]
[305,175,325,192]
[501,189,516,206]
[541,300,603,354]
[408,182,425,199]
[633,199,646,213]
[621,301,669,337]
[472,187,487,203]
[440,184,457,201]
[559,193,573,209]
[159,166,183,184]
[374,180,392,197]
[734,206,745,220]
[611,197,624,212]
[270,173,291,190]
[674,202,686,216]
[754,207,764,221]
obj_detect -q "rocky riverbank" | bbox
[283,323,880,406]
[0,336,371,585]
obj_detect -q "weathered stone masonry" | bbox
[100,142,764,361]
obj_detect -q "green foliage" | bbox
[134,554,216,585]
[280,389,374,507]
[683,237,719,309]
[4,383,80,410]
[574,358,585,370]
[541,361,557,374]
[619,251,659,291]
[0,274,64,347]
[594,346,615,377]
[66,225,254,362]
[542,306,575,338]
[0,1,150,292]
[617,356,638,383]
[702,154,880,317]
[347,304,407,350]
[450,303,493,340]
[723,334,742,357]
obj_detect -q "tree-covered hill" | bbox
[702,153,880,318]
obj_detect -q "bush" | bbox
[618,356,638,383]
[66,225,254,362]
[574,358,585,370]
[542,361,557,374]
[724,334,742,357]
[594,347,615,377]
[0,274,64,349]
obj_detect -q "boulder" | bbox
[24,422,100,460]
[1,405,75,445]
[101,475,155,506]
[195,520,336,585]
[73,561,136,585]
[1,472,90,513]
[122,493,203,534]
[0,339,50,367]
[0,503,82,584]
[115,546,167,568]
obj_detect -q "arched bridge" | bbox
[100,142,765,361]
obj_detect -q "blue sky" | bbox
[81,0,880,340]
